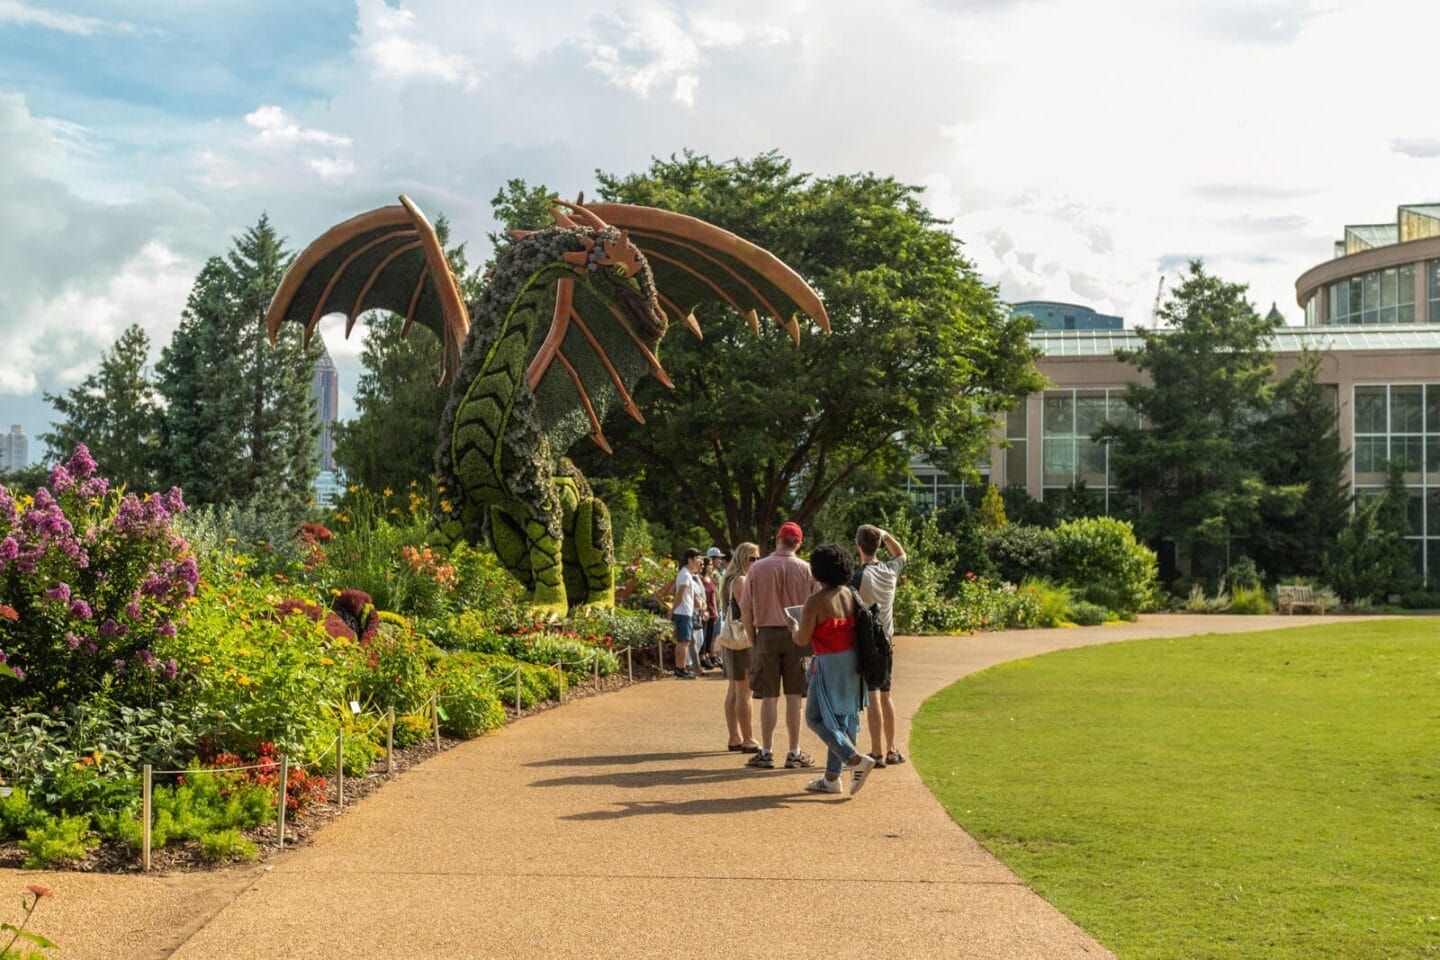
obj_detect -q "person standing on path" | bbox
[852,524,907,765]
[664,548,703,679]
[718,542,761,752]
[788,543,878,796]
[699,556,721,670]
[738,521,817,770]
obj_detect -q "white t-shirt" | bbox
[673,567,697,617]
[856,557,906,639]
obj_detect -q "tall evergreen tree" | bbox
[332,218,484,493]
[1249,349,1351,577]
[1106,261,1301,578]
[155,216,317,521]
[41,323,162,489]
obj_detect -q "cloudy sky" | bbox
[3,0,1438,462]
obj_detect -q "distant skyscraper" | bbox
[312,345,342,507]
[0,424,28,472]
[313,345,339,472]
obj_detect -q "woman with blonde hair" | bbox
[718,541,761,752]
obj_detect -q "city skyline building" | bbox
[0,424,27,472]
[312,343,342,507]
[1011,300,1123,331]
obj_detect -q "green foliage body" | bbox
[984,524,1060,585]
[1323,464,1417,602]
[913,621,1440,959]
[19,815,96,869]
[978,483,1007,530]
[41,324,161,489]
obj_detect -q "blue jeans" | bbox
[805,649,866,777]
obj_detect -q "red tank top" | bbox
[810,616,855,655]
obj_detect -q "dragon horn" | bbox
[557,199,610,231]
[550,207,578,228]
[744,308,760,335]
[509,230,534,240]
[685,310,704,340]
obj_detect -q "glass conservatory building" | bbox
[987,205,1440,588]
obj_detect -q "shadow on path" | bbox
[525,751,721,768]
[561,790,827,821]
[531,766,805,790]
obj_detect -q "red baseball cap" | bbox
[777,521,803,545]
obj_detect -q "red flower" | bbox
[26,885,51,898]
[0,604,18,621]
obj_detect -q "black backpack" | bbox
[849,587,891,689]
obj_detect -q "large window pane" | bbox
[1354,387,1388,433]
[1400,264,1415,304]
[1394,436,1424,476]
[1042,439,1075,485]
[1427,437,1440,482]
[1427,384,1440,434]
[1075,392,1107,436]
[1005,441,1027,489]
[1408,492,1425,536]
[1431,260,1440,301]
[1393,386,1424,433]
[1429,540,1440,590]
[1364,272,1381,311]
[1381,268,1399,306]
[1353,436,1387,480]
[1005,402,1027,439]
[1429,490,1440,536]
[1109,395,1140,429]
[1077,439,1107,486]
[1043,393,1073,436]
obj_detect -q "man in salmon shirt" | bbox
[737,521,817,770]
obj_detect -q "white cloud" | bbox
[0,0,136,36]
[245,105,352,149]
[354,0,481,88]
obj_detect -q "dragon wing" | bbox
[579,202,831,342]
[265,196,470,383]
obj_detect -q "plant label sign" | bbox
[349,700,361,715]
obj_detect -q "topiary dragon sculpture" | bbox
[266,194,828,614]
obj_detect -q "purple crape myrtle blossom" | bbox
[125,601,142,620]
[44,583,71,603]
[64,444,98,479]
[137,649,155,670]
[162,658,178,681]
[68,599,92,620]
[156,620,176,638]
[47,464,74,494]
[113,659,125,675]
[98,619,122,638]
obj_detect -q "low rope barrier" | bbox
[136,644,649,870]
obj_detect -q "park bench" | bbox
[1276,584,1327,615]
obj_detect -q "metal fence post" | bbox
[141,763,152,872]
[431,692,441,751]
[336,733,345,807]
[626,646,633,684]
[515,670,523,718]
[386,708,395,775]
[277,755,289,849]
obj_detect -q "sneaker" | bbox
[674,668,697,680]
[849,754,878,796]
[784,750,816,769]
[746,751,774,769]
[805,774,843,794]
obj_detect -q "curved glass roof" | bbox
[1032,324,1440,357]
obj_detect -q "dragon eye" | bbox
[609,262,629,278]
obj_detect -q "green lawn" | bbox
[912,620,1440,959]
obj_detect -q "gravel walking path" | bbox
[4,613,1362,959]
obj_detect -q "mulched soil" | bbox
[0,650,672,875]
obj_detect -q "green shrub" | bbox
[986,526,1060,585]
[1184,583,1231,613]
[1066,601,1109,626]
[339,729,381,778]
[0,788,44,840]
[1021,578,1072,628]
[1054,517,1158,616]
[356,625,440,715]
[1225,555,1262,591]
[428,609,511,654]
[564,607,670,651]
[142,768,275,851]
[1229,585,1273,615]
[432,656,506,738]
[199,827,259,864]
[20,815,97,869]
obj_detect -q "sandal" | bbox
[886,749,906,765]
[868,752,886,769]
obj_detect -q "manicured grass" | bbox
[912,620,1440,959]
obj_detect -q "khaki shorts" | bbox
[721,645,750,680]
[751,626,809,698]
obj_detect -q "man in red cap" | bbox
[737,521,817,769]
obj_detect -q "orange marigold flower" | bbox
[26,885,51,898]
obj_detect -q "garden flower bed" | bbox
[0,450,672,873]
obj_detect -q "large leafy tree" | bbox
[332,218,489,493]
[554,151,1042,547]
[1248,349,1352,577]
[41,323,162,489]
[154,216,317,522]
[1106,261,1301,577]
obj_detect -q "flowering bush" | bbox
[614,546,677,609]
[0,446,190,708]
